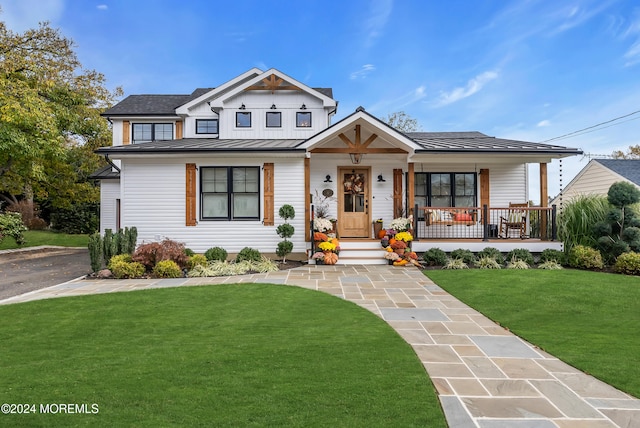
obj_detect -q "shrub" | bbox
[109,259,145,279]
[614,252,640,275]
[187,258,278,277]
[49,202,99,234]
[187,254,208,269]
[276,241,294,259]
[477,247,504,264]
[450,248,476,264]
[205,246,228,262]
[133,239,189,270]
[506,258,530,269]
[475,256,501,269]
[103,229,115,262]
[0,212,28,245]
[27,217,48,230]
[276,204,295,262]
[422,248,448,266]
[153,260,183,278]
[443,259,468,269]
[88,232,103,272]
[506,248,534,266]
[538,261,563,270]
[568,245,604,270]
[540,248,566,265]
[236,247,262,263]
[184,248,195,257]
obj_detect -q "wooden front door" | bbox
[338,167,370,237]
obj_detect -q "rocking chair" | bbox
[499,203,528,239]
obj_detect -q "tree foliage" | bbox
[0,19,121,208]
[383,111,421,133]
[612,145,640,159]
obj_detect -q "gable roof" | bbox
[594,159,640,186]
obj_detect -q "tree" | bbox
[383,111,421,133]
[0,19,121,210]
[611,145,640,159]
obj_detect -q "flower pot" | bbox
[373,222,383,238]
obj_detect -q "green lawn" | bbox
[424,269,640,398]
[0,230,88,250]
[0,284,446,427]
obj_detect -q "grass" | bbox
[0,284,446,427]
[424,269,640,398]
[0,230,88,250]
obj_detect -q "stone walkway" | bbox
[2,265,639,427]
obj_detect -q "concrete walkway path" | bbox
[2,265,639,427]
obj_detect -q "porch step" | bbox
[312,240,389,265]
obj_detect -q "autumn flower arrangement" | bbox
[314,233,340,265]
[313,217,333,233]
[379,216,422,267]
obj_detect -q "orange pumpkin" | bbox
[389,238,397,247]
[324,252,338,265]
[314,232,328,242]
[377,229,387,239]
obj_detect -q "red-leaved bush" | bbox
[132,239,189,270]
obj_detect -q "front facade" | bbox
[95,68,582,259]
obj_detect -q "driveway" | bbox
[0,247,90,300]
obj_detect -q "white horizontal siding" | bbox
[413,162,527,208]
[218,91,328,139]
[119,157,306,255]
[99,180,120,234]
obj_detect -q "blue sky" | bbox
[3,0,640,203]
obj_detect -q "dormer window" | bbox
[296,112,312,128]
[132,123,173,143]
[266,112,282,128]
[236,112,251,128]
[196,119,218,134]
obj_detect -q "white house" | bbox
[94,68,582,261]
[551,159,640,207]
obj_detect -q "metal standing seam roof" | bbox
[407,132,582,154]
[95,138,307,154]
[594,159,640,186]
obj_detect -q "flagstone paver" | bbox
[1,264,639,427]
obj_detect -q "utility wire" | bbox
[539,109,640,143]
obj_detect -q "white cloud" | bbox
[362,0,393,48]
[624,40,640,66]
[350,64,376,80]
[97,4,108,11]
[537,120,551,127]
[1,0,65,31]
[435,71,499,106]
[368,84,427,113]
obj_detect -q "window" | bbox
[196,119,218,134]
[236,112,251,128]
[201,167,259,220]
[415,172,477,208]
[132,123,173,143]
[266,111,281,128]
[296,112,312,127]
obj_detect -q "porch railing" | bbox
[413,204,557,241]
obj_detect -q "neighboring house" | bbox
[93,68,582,260]
[551,159,640,207]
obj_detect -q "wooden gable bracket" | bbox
[311,124,407,154]
[245,74,301,93]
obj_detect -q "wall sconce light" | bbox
[239,103,246,110]
[271,103,277,109]
[324,174,332,183]
[377,174,386,182]
[349,153,365,164]
[300,103,307,110]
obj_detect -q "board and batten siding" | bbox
[99,180,121,234]
[119,157,306,255]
